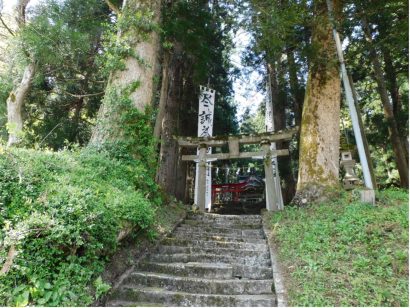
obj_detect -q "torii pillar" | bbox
[261,141,279,211]
[197,144,207,212]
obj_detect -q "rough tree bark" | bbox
[175,63,197,202]
[6,0,34,147]
[362,17,409,188]
[296,0,341,193]
[286,48,304,128]
[157,45,183,197]
[89,0,162,147]
[381,47,409,159]
[7,62,35,146]
[154,53,170,140]
[268,61,296,204]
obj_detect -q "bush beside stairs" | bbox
[105,212,276,307]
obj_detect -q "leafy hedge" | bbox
[0,147,160,306]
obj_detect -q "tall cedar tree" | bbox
[296,0,341,190]
[89,0,162,149]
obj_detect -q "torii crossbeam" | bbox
[177,127,298,212]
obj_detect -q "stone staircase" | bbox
[106,213,276,307]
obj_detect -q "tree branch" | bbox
[0,14,15,36]
[0,245,16,275]
[63,90,105,98]
[104,0,120,15]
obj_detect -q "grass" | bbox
[270,188,409,307]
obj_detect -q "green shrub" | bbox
[0,146,160,306]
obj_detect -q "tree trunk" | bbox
[362,18,409,188]
[89,0,161,147]
[154,54,170,140]
[157,45,183,197]
[296,0,341,191]
[5,0,33,147]
[7,62,35,146]
[382,48,401,117]
[268,61,296,204]
[286,48,304,128]
[381,47,409,159]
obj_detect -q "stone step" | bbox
[176,225,265,237]
[188,214,262,224]
[162,237,268,251]
[171,231,267,243]
[124,272,273,295]
[136,261,273,280]
[232,264,273,279]
[105,213,276,307]
[173,227,265,242]
[136,262,234,279]
[105,300,165,307]
[113,286,276,307]
[157,245,270,259]
[149,253,271,267]
[183,219,261,229]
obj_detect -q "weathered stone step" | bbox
[105,213,277,307]
[124,272,273,295]
[136,262,234,279]
[114,286,276,307]
[173,227,265,242]
[183,219,261,229]
[172,231,266,243]
[157,245,270,259]
[149,253,271,267]
[176,225,264,237]
[136,262,273,280]
[162,237,268,251]
[188,214,262,223]
[105,300,165,307]
[232,264,273,279]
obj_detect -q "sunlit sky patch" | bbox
[230,28,264,121]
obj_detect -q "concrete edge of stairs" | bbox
[101,209,189,306]
[261,210,288,307]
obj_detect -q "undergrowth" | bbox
[0,146,162,306]
[271,188,409,307]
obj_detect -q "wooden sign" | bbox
[194,86,215,210]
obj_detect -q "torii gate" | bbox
[177,127,298,212]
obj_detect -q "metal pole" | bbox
[348,74,377,189]
[326,0,374,190]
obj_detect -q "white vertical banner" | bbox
[194,86,215,211]
[265,79,284,210]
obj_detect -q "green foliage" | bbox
[162,0,238,136]
[249,0,310,60]
[94,276,111,300]
[98,3,161,76]
[0,76,12,140]
[90,85,159,178]
[271,189,409,306]
[0,0,111,148]
[342,0,408,187]
[0,146,160,306]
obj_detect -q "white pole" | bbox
[326,0,374,190]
